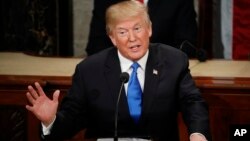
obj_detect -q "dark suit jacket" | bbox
[46,43,211,141]
[86,0,198,56]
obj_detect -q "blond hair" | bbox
[105,0,151,34]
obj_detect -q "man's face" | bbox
[109,15,152,61]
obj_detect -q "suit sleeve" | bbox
[178,55,211,140]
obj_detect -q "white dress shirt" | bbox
[118,50,148,94]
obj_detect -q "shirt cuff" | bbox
[41,116,56,135]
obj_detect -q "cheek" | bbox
[139,35,150,44]
[115,38,128,47]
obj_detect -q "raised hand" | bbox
[25,82,60,127]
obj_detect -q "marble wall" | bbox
[73,0,93,57]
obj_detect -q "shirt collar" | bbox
[118,50,149,72]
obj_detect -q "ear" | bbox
[109,34,117,46]
[148,25,152,37]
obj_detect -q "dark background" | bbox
[0,0,73,56]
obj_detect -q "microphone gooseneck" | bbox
[114,72,129,141]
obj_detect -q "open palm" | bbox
[26,82,60,126]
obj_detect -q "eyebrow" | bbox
[116,23,142,30]
[116,27,127,31]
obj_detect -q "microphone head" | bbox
[120,72,129,83]
[196,48,207,62]
[179,40,207,62]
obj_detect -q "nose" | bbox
[128,30,136,42]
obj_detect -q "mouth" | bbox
[129,45,140,51]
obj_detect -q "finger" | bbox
[25,105,34,112]
[28,85,39,99]
[52,90,60,103]
[26,92,36,105]
[34,82,46,96]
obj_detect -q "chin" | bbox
[129,54,143,61]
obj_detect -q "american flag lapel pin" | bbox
[153,69,158,75]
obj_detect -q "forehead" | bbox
[113,16,146,30]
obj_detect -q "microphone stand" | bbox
[114,81,126,141]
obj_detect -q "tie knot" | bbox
[131,62,140,71]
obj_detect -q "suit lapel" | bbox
[104,49,121,106]
[141,45,162,119]
[104,49,131,120]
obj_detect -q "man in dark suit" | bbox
[26,1,210,141]
[86,0,198,57]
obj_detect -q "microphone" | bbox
[120,72,129,83]
[114,72,129,141]
[179,40,207,62]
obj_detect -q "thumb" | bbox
[52,90,60,102]
[25,105,33,112]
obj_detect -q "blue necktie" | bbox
[127,62,142,123]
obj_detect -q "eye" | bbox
[117,30,128,37]
[134,26,142,32]
[119,31,126,35]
